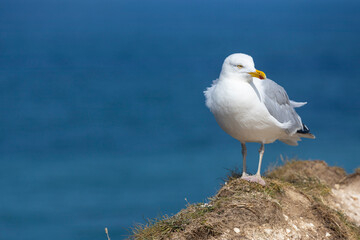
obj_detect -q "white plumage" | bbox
[204,53,315,185]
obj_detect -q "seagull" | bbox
[204,53,315,185]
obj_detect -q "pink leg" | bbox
[241,143,266,186]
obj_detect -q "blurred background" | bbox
[1,0,359,239]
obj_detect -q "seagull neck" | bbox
[219,71,252,83]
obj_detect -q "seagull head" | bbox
[220,53,266,81]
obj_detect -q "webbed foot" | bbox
[241,174,266,186]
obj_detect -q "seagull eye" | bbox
[237,65,243,69]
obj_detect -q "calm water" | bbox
[1,0,360,239]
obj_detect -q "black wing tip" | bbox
[297,124,316,139]
[297,124,310,134]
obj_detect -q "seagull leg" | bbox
[256,143,264,175]
[241,143,266,186]
[240,142,249,177]
[254,143,266,185]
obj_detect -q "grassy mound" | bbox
[130,160,360,240]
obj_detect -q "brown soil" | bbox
[130,160,360,240]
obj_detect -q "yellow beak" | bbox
[248,69,266,80]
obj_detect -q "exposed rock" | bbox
[331,172,360,226]
[130,160,360,240]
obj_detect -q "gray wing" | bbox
[252,79,303,135]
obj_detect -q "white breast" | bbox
[205,78,284,143]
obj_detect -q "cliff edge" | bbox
[131,160,360,240]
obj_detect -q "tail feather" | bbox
[290,100,307,108]
[296,124,315,139]
[297,133,316,139]
[279,138,299,146]
[280,123,315,146]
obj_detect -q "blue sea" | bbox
[1,0,359,239]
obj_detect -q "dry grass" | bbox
[130,203,218,240]
[265,159,347,186]
[129,159,360,240]
[266,160,360,239]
